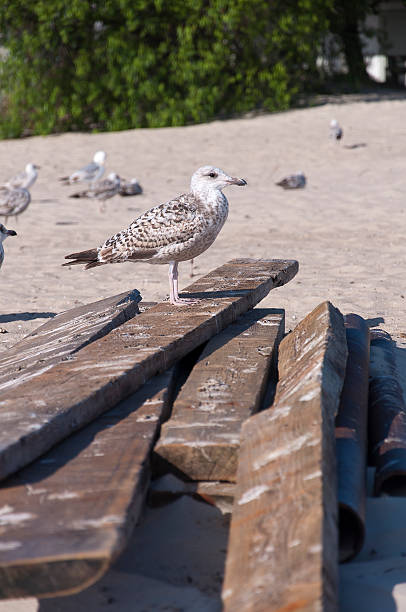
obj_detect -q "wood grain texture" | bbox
[0,368,175,600]
[0,258,298,482]
[155,308,285,481]
[0,289,141,392]
[222,301,348,612]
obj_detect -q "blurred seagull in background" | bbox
[276,172,306,190]
[119,178,143,196]
[0,223,17,270]
[59,150,106,185]
[0,186,31,222]
[6,163,40,190]
[63,165,247,305]
[69,172,120,212]
[330,119,343,141]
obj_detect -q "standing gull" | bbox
[59,150,106,185]
[330,119,343,141]
[276,172,306,190]
[69,172,121,212]
[64,165,247,305]
[6,163,40,190]
[0,187,31,222]
[0,224,17,270]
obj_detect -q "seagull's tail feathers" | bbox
[275,179,288,189]
[69,191,88,199]
[63,248,102,269]
[59,177,71,185]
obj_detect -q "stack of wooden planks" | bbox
[1,256,398,611]
[0,258,298,599]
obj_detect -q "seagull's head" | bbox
[191,166,247,196]
[330,119,338,127]
[0,224,17,242]
[25,163,40,173]
[93,151,106,164]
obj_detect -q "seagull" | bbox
[59,151,106,185]
[63,165,247,305]
[69,172,121,212]
[6,163,40,190]
[0,187,31,222]
[330,119,343,141]
[119,178,143,196]
[0,223,17,270]
[276,172,306,190]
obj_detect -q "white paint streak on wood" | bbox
[48,491,79,500]
[71,515,122,529]
[253,433,314,470]
[0,541,21,551]
[238,484,270,506]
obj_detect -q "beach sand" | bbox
[0,94,405,610]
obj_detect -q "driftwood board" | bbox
[0,290,142,392]
[155,308,285,481]
[0,258,298,482]
[0,368,175,600]
[222,301,348,612]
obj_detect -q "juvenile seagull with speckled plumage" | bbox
[63,166,247,305]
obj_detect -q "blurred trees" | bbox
[0,0,331,137]
[327,0,381,84]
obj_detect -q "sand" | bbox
[0,94,405,610]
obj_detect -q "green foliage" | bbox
[0,0,332,137]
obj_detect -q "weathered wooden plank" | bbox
[0,258,298,482]
[0,290,142,392]
[222,301,347,612]
[155,308,285,481]
[0,368,175,600]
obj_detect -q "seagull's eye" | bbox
[208,172,217,178]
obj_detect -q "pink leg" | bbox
[168,261,199,306]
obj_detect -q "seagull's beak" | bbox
[34,165,41,170]
[227,177,247,186]
[7,230,17,236]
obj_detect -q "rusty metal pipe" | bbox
[368,329,406,496]
[335,314,370,562]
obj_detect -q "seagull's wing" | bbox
[70,177,119,200]
[0,187,30,215]
[98,193,202,263]
[69,161,104,183]
[6,170,26,189]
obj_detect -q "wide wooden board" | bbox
[222,301,348,612]
[0,258,298,482]
[155,308,285,481]
[0,289,142,392]
[0,368,175,600]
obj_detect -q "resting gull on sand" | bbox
[119,178,143,196]
[276,172,306,190]
[0,223,17,270]
[59,150,106,185]
[69,172,121,212]
[5,163,40,190]
[0,186,31,222]
[64,165,247,305]
[330,119,343,141]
